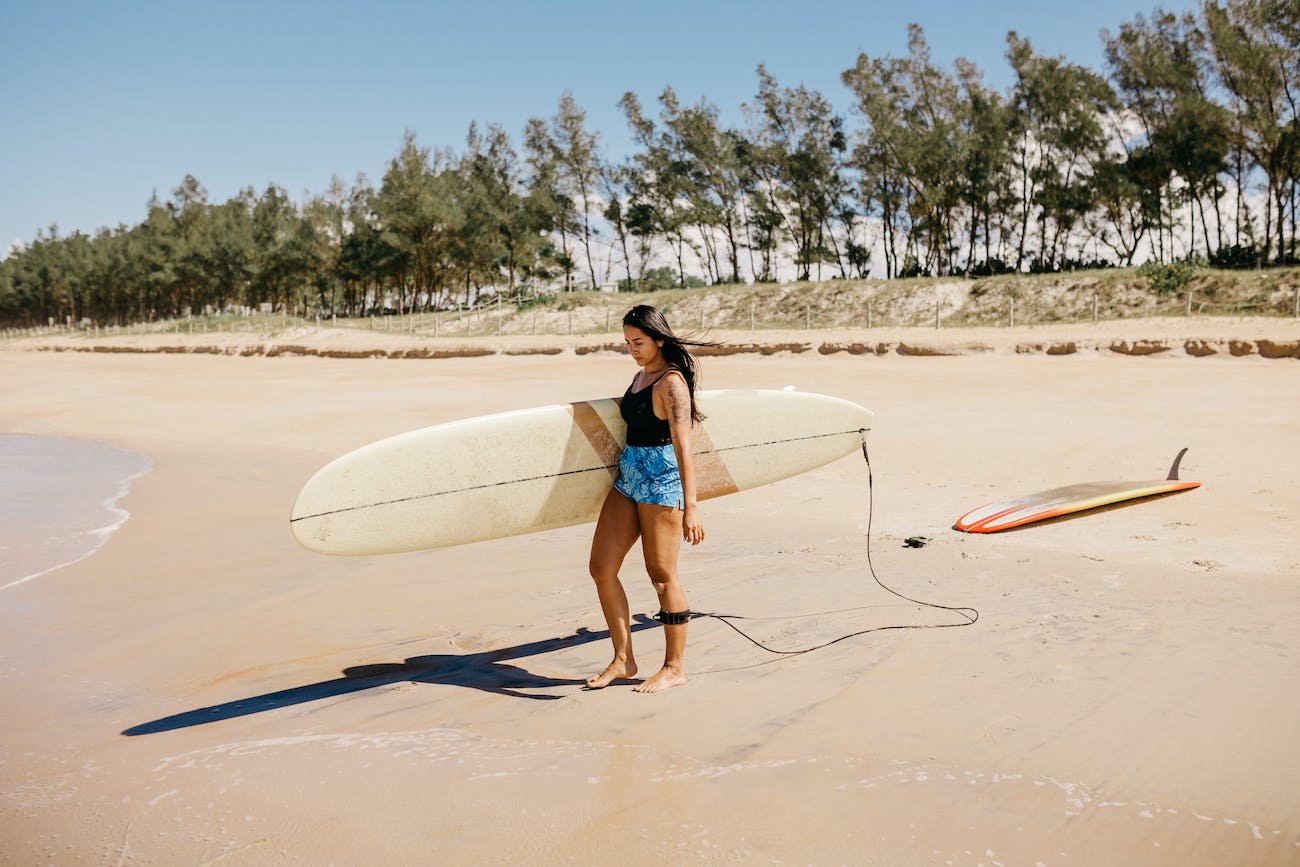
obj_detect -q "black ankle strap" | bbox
[655,609,691,625]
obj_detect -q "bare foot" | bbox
[631,665,685,694]
[586,658,637,689]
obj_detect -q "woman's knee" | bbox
[590,555,620,583]
[645,564,675,589]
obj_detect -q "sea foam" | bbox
[0,435,152,589]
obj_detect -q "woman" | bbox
[587,305,711,694]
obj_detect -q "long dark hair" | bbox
[623,304,718,423]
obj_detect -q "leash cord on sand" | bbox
[692,435,979,669]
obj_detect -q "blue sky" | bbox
[2,0,1199,253]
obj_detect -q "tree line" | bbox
[2,0,1296,328]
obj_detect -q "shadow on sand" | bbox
[123,615,661,736]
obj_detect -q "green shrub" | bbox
[1138,260,1199,296]
[617,267,705,292]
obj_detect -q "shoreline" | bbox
[6,315,1300,360]
[0,434,152,590]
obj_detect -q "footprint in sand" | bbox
[980,713,1021,744]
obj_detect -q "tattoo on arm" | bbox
[665,376,691,429]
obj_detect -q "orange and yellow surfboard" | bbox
[955,449,1201,533]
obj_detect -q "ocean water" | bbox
[0,435,152,590]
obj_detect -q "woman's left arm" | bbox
[661,374,704,545]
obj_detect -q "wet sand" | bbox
[0,341,1297,864]
[0,435,151,590]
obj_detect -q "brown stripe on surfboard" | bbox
[570,400,622,478]
[692,423,740,499]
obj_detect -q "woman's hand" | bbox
[682,504,704,545]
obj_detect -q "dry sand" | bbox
[1,327,1298,865]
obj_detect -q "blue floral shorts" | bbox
[613,444,683,508]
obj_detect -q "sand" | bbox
[0,328,1297,865]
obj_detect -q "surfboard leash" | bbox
[692,432,979,668]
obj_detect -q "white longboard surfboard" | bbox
[291,389,872,555]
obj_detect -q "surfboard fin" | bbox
[1166,447,1189,481]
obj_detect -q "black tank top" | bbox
[621,370,674,447]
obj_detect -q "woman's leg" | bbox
[586,489,642,688]
[634,502,689,694]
